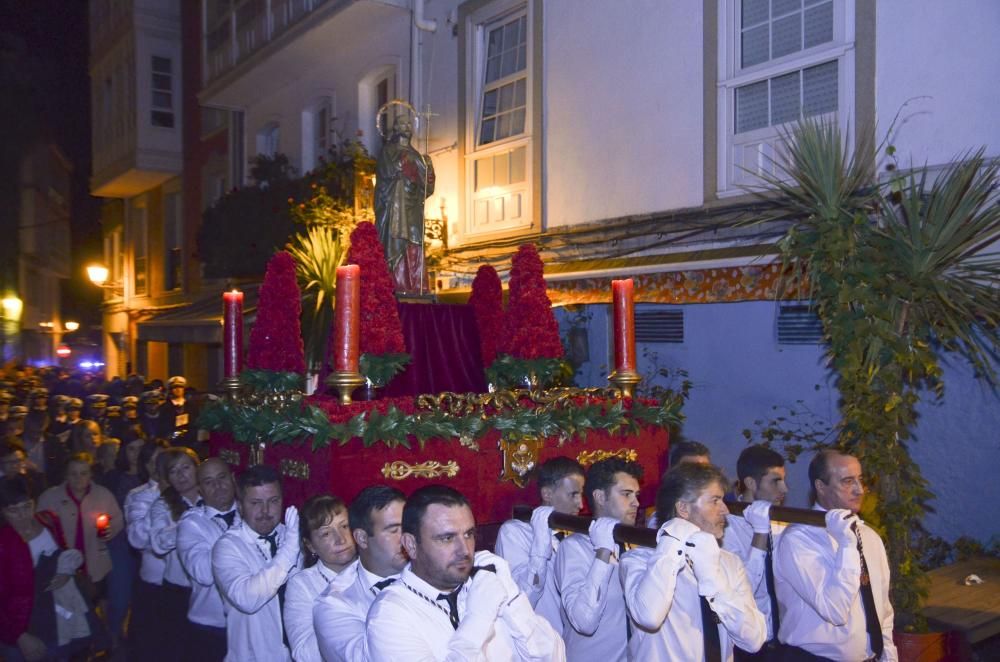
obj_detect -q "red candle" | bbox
[333,265,361,372]
[96,512,110,537]
[612,279,636,373]
[223,290,244,379]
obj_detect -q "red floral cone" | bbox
[246,251,307,373]
[469,265,504,366]
[342,222,406,356]
[499,244,564,359]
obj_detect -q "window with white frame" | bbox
[466,3,532,237]
[256,122,280,157]
[718,0,854,194]
[302,96,333,171]
[130,201,148,297]
[358,66,397,156]
[151,55,175,128]
[163,190,183,291]
[103,228,124,298]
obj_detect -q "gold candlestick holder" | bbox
[326,371,366,405]
[608,370,641,399]
[221,376,241,399]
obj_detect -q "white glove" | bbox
[474,550,519,602]
[825,508,859,548]
[529,506,555,559]
[466,565,507,619]
[659,517,701,545]
[686,531,726,597]
[743,500,772,535]
[588,517,618,552]
[276,506,301,566]
[56,549,84,575]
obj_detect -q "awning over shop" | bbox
[136,284,260,344]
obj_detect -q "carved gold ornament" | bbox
[576,448,638,467]
[279,458,310,480]
[381,460,460,480]
[499,436,543,488]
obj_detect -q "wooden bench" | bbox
[923,556,1000,646]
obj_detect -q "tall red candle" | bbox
[612,278,636,373]
[333,265,361,372]
[223,289,244,379]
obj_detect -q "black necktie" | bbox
[437,588,461,630]
[554,530,567,541]
[372,577,396,592]
[854,524,884,658]
[215,510,237,528]
[700,596,722,662]
[260,531,279,558]
[764,533,781,640]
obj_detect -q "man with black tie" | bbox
[775,450,897,661]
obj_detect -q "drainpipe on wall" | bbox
[411,0,437,128]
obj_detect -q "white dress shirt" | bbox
[775,509,897,661]
[620,543,767,661]
[314,558,397,662]
[212,521,300,662]
[124,480,165,585]
[553,532,628,662]
[494,519,564,635]
[149,494,199,587]
[284,562,339,662]
[177,503,240,627]
[721,513,786,641]
[366,552,565,661]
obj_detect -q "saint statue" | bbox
[374,115,435,294]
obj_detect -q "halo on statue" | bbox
[376,99,420,139]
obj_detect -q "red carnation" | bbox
[499,244,564,359]
[469,265,504,366]
[342,222,406,355]
[246,251,307,373]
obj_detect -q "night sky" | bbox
[1,0,102,325]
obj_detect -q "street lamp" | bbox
[87,263,123,296]
[64,321,80,332]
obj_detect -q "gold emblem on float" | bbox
[381,460,460,480]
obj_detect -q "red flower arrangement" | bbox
[341,222,406,356]
[246,251,307,373]
[499,244,564,359]
[469,265,504,366]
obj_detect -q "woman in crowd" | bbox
[148,447,201,658]
[284,494,357,662]
[70,420,103,456]
[124,440,168,660]
[0,476,97,660]
[37,453,124,600]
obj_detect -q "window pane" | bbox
[510,146,526,183]
[153,74,171,90]
[495,113,511,140]
[772,0,801,17]
[510,109,525,136]
[803,60,838,116]
[500,49,517,78]
[517,44,526,71]
[153,91,171,108]
[152,111,174,128]
[770,71,801,125]
[772,13,802,59]
[736,80,769,133]
[741,24,769,67]
[515,78,526,107]
[493,152,509,186]
[487,27,503,58]
[804,2,833,48]
[499,83,514,112]
[486,56,501,84]
[480,118,495,145]
[152,56,171,73]
[742,0,769,27]
[475,156,494,190]
[482,89,498,117]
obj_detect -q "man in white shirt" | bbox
[177,457,239,661]
[495,456,584,635]
[722,445,788,660]
[212,464,301,662]
[622,462,767,662]
[776,450,897,661]
[366,485,565,661]
[554,456,642,662]
[314,485,408,662]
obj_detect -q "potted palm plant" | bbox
[749,119,1000,642]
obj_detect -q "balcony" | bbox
[201,0,408,108]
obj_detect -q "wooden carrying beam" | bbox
[512,500,826,549]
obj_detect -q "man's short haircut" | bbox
[736,445,785,483]
[584,457,643,512]
[655,463,728,525]
[236,464,282,496]
[0,439,26,457]
[0,476,30,508]
[668,440,711,467]
[402,484,470,540]
[349,485,406,534]
[536,456,585,493]
[808,448,847,505]
[67,451,94,467]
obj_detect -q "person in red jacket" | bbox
[0,476,96,660]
